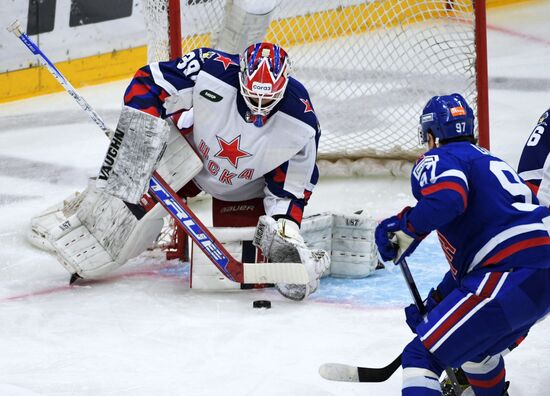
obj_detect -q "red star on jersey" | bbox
[214,135,252,168]
[215,54,237,70]
[300,98,314,113]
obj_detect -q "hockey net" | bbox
[142,0,488,258]
[144,0,488,173]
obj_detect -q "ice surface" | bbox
[1,2,550,395]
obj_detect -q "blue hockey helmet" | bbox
[419,93,475,144]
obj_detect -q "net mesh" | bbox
[144,0,479,161]
[144,0,172,63]
[142,0,480,257]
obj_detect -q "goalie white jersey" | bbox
[124,48,320,224]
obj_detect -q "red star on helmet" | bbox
[214,135,252,168]
[300,98,314,113]
[215,54,238,70]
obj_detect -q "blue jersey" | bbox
[518,108,550,206]
[122,48,320,224]
[408,142,550,284]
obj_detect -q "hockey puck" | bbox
[253,300,271,309]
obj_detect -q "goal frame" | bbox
[157,0,491,261]
[165,0,490,150]
[474,0,490,149]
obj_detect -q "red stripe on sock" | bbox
[467,367,506,389]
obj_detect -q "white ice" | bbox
[1,2,550,395]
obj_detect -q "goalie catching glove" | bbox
[253,216,329,301]
[374,206,427,264]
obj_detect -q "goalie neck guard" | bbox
[419,93,475,144]
[239,42,291,123]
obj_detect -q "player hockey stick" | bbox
[7,21,112,139]
[318,259,423,382]
[320,259,467,394]
[8,20,308,285]
[399,258,465,395]
[318,354,402,383]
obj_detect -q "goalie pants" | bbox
[402,266,550,395]
[178,180,267,281]
[177,181,265,227]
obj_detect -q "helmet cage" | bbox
[239,44,290,117]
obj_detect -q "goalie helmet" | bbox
[419,93,475,144]
[239,43,291,123]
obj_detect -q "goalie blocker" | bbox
[96,106,170,204]
[29,112,203,279]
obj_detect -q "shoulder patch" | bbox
[538,111,549,125]
[300,98,314,113]
[201,50,217,60]
[413,154,439,186]
[471,144,490,155]
[213,53,238,70]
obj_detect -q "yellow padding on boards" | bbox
[0,0,538,103]
[0,46,148,103]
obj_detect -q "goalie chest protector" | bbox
[172,49,319,203]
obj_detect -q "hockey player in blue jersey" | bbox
[375,94,550,395]
[518,108,550,206]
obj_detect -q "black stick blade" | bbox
[358,354,402,382]
[319,354,402,383]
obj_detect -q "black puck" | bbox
[253,300,271,309]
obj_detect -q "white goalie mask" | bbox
[238,42,291,119]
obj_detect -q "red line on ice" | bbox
[0,265,186,303]
[487,23,550,46]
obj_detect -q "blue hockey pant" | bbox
[401,267,550,395]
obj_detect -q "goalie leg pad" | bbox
[329,213,378,278]
[96,106,170,204]
[28,190,86,252]
[215,0,277,54]
[300,212,379,279]
[53,180,166,279]
[31,124,203,278]
[154,122,203,190]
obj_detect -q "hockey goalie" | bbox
[29,42,379,300]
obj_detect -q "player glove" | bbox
[374,206,426,263]
[404,288,443,333]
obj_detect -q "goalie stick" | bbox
[319,259,467,395]
[8,20,308,286]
